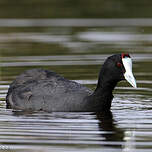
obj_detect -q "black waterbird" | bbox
[6,53,137,112]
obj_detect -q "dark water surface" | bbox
[0,19,152,152]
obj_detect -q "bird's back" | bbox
[6,69,92,112]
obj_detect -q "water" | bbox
[0,18,152,152]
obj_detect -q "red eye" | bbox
[117,62,122,67]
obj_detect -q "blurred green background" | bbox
[0,0,152,18]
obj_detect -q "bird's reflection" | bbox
[95,111,124,147]
[12,110,124,149]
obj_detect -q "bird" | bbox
[6,53,137,112]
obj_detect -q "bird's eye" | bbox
[117,62,122,68]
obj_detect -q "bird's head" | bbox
[98,53,137,89]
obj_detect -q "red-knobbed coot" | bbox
[6,53,137,112]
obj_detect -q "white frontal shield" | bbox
[122,57,137,88]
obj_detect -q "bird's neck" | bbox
[94,81,117,99]
[96,80,118,93]
[89,80,118,111]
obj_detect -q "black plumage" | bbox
[6,54,134,112]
